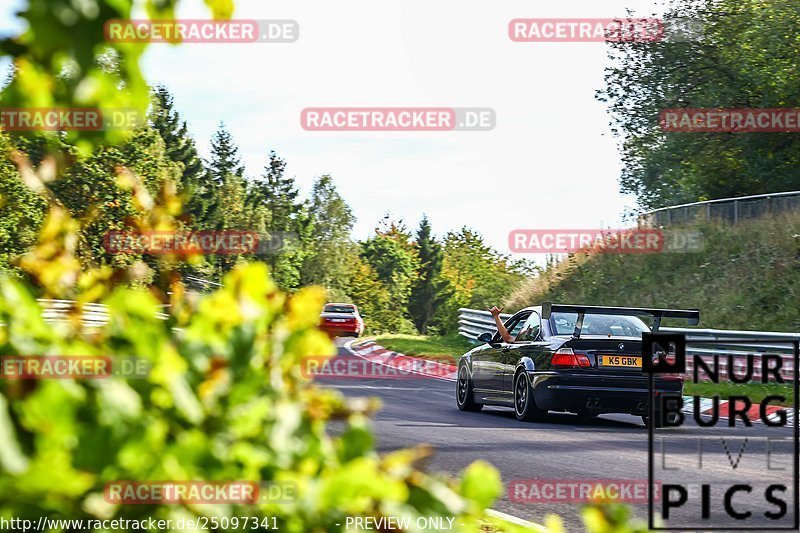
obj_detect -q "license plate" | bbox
[329,318,346,323]
[598,355,642,367]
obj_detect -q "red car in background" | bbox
[319,303,364,337]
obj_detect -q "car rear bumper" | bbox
[320,323,361,335]
[532,372,683,415]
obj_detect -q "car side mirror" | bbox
[477,332,494,344]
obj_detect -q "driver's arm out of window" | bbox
[489,307,514,343]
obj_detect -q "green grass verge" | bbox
[684,381,794,406]
[505,213,800,334]
[374,333,475,361]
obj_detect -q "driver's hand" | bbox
[488,306,504,317]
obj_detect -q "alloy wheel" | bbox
[515,373,528,415]
[457,366,469,405]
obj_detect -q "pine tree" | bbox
[253,150,304,288]
[207,123,245,187]
[150,85,215,228]
[205,123,247,232]
[408,215,450,334]
[307,175,354,242]
[259,151,299,230]
[301,175,355,290]
[205,124,252,275]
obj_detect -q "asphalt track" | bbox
[319,339,799,531]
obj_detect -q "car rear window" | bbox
[323,305,355,314]
[551,312,649,337]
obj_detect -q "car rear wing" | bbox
[541,302,700,337]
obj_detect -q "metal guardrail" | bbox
[0,276,219,331]
[637,190,800,227]
[22,277,220,328]
[185,276,222,292]
[458,308,799,379]
[36,299,170,328]
[40,299,111,328]
[660,326,799,352]
[458,308,510,340]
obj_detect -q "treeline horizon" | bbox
[0,85,534,334]
[600,0,800,212]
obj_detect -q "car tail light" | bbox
[550,348,574,366]
[551,348,590,368]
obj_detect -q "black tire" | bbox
[456,365,483,412]
[513,371,547,422]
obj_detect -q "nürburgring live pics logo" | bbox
[645,333,799,530]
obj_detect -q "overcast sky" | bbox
[1,0,669,258]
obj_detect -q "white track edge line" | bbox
[485,508,548,531]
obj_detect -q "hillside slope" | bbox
[506,213,800,332]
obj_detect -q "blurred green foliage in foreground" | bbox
[0,200,507,531]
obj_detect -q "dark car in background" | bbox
[455,303,699,427]
[319,303,365,337]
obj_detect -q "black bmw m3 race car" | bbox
[455,303,700,426]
